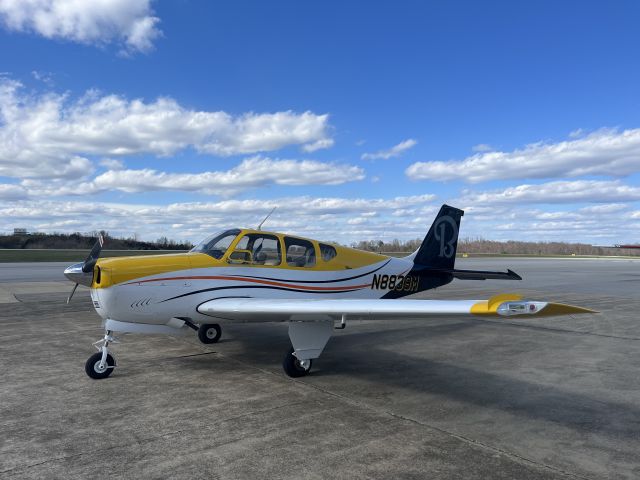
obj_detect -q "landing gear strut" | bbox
[198,323,222,344]
[85,330,117,379]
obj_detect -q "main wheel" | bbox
[283,347,313,377]
[85,352,115,379]
[198,323,222,344]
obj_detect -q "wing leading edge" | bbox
[197,294,596,323]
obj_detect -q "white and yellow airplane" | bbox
[64,205,594,379]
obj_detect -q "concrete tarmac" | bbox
[1,258,639,479]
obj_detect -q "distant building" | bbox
[13,228,28,235]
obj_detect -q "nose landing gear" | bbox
[85,330,117,379]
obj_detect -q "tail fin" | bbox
[414,204,464,269]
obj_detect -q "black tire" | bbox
[198,323,222,344]
[85,352,115,379]
[283,347,312,378]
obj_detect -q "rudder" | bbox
[414,204,464,269]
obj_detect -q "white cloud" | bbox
[163,194,436,216]
[31,70,54,85]
[0,183,28,200]
[93,157,363,195]
[3,193,637,244]
[569,128,585,138]
[458,180,640,205]
[0,194,438,242]
[0,0,161,54]
[361,138,417,160]
[99,158,125,170]
[406,128,640,182]
[301,138,335,152]
[12,156,364,197]
[484,206,640,242]
[0,79,334,180]
[472,143,493,152]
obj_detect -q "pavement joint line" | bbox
[210,350,594,479]
[299,382,595,480]
[174,351,218,358]
[0,399,309,476]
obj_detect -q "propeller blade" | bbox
[66,283,79,304]
[64,234,105,296]
[82,234,104,273]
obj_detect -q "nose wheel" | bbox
[85,352,115,379]
[85,330,117,379]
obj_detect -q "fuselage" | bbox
[88,229,441,326]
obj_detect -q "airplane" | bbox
[64,205,595,380]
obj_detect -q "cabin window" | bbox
[191,229,241,259]
[319,243,337,262]
[284,237,316,267]
[229,233,281,266]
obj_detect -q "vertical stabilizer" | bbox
[414,204,464,269]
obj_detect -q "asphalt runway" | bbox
[0,262,70,283]
[1,258,639,479]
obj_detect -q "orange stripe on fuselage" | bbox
[123,275,371,291]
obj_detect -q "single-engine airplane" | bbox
[64,205,595,379]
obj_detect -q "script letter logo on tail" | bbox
[434,215,458,258]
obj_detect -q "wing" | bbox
[197,293,596,323]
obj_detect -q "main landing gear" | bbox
[283,347,312,377]
[282,320,335,378]
[197,323,222,344]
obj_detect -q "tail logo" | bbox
[434,215,458,258]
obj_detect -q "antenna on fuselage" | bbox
[257,206,277,231]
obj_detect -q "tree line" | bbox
[351,237,638,256]
[0,231,193,250]
[2,231,637,256]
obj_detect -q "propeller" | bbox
[82,234,104,273]
[64,234,104,303]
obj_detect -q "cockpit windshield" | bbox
[190,229,241,259]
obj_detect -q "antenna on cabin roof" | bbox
[257,206,277,231]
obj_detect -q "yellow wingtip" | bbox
[540,303,599,316]
[471,294,598,317]
[471,293,523,315]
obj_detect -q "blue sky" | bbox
[1,0,639,244]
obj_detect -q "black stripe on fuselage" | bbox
[160,285,364,303]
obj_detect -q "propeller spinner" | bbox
[64,235,104,303]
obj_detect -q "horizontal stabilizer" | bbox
[451,268,522,281]
[413,266,523,281]
[197,295,597,323]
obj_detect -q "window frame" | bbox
[226,232,282,267]
[319,243,338,262]
[284,236,317,268]
[190,228,242,259]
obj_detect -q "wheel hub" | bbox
[296,358,311,370]
[94,361,107,374]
